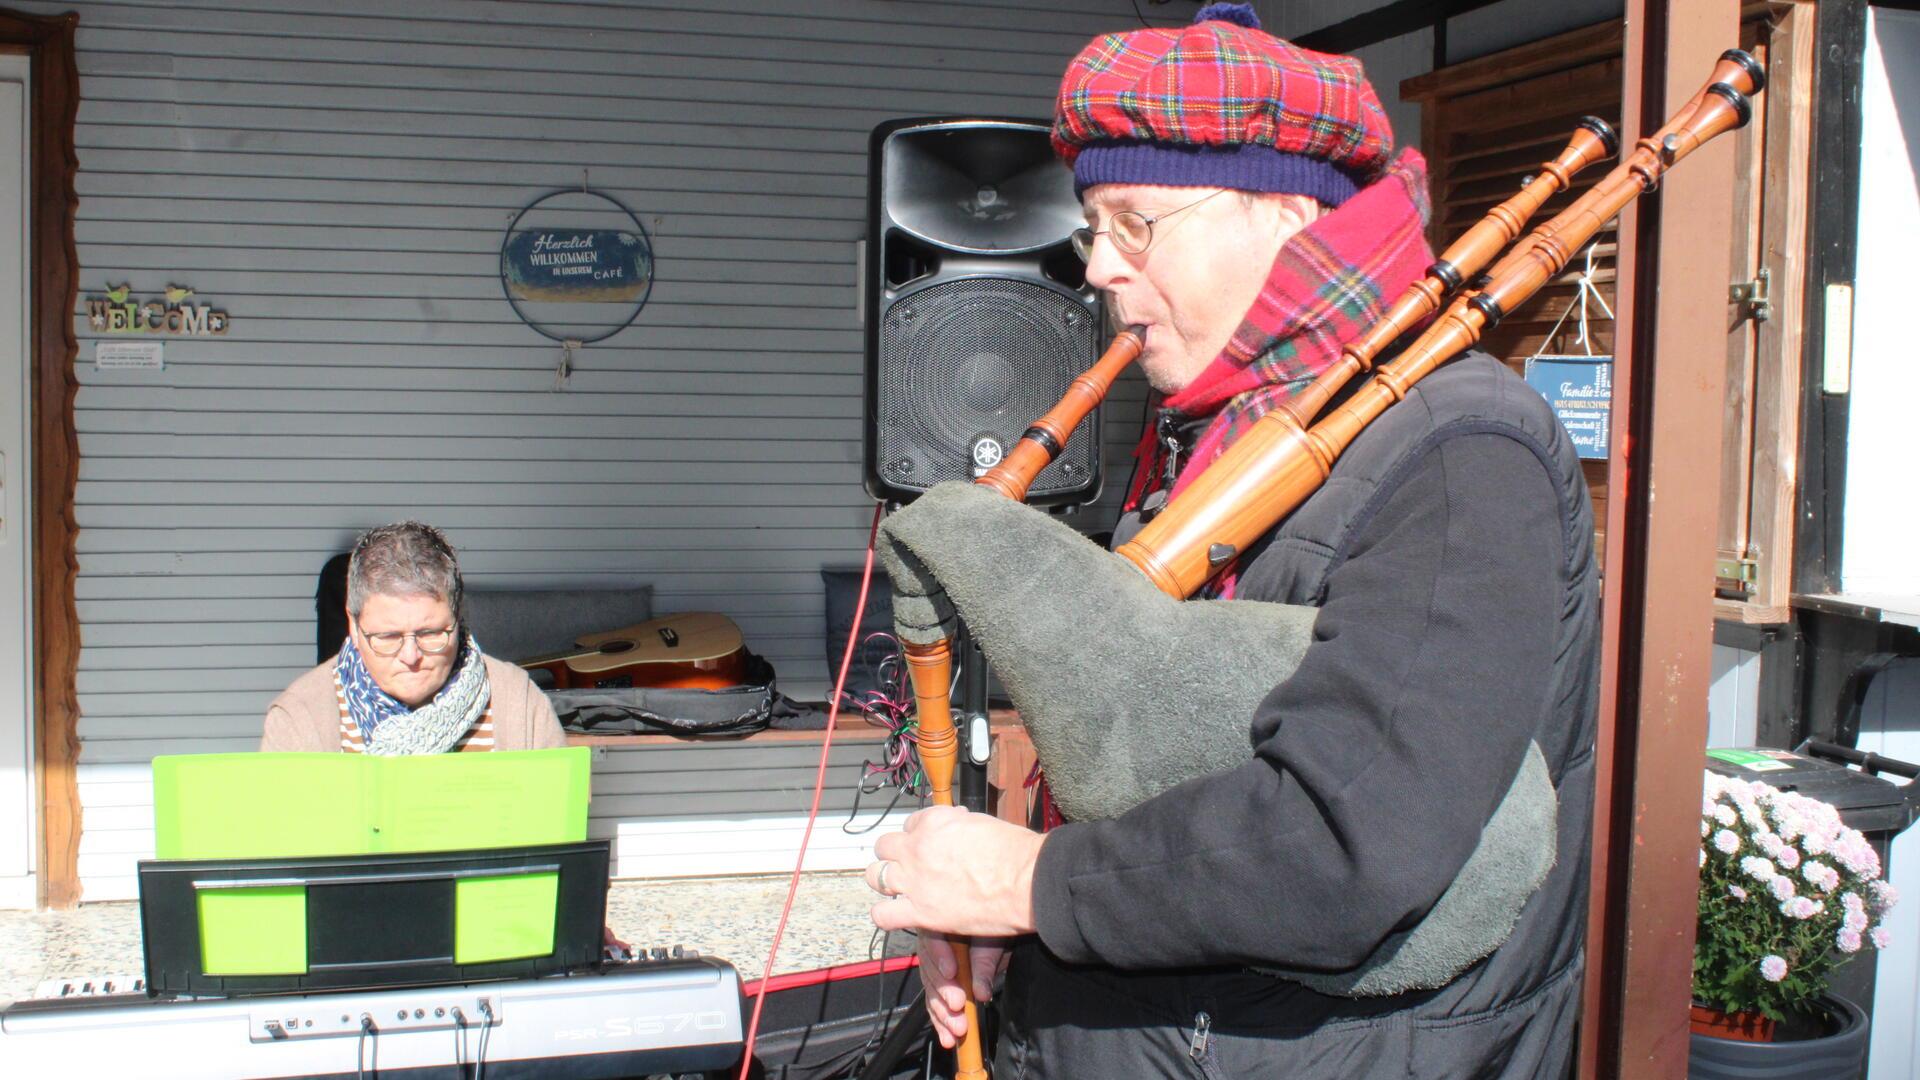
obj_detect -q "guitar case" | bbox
[547,652,804,737]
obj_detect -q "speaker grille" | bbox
[875,278,1099,500]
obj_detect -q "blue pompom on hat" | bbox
[1192,2,1262,29]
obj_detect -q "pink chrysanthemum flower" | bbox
[1769,876,1797,902]
[1871,926,1893,950]
[1782,896,1822,920]
[1802,861,1839,893]
[1834,838,1881,879]
[1741,856,1776,882]
[1727,884,1747,901]
[1714,829,1740,855]
[1776,845,1801,870]
[1838,927,1863,953]
[1759,955,1788,982]
[1714,805,1737,827]
[1769,808,1798,839]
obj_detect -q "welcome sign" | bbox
[502,228,652,304]
[86,284,229,336]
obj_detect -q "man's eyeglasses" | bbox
[359,626,458,657]
[1070,189,1229,262]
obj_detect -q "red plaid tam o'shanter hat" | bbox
[1052,3,1396,206]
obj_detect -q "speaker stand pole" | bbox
[857,990,932,1080]
[955,624,991,815]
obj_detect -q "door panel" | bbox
[0,54,35,893]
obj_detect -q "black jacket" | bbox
[1004,353,1599,1079]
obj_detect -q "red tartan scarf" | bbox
[1122,148,1435,595]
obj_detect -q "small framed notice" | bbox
[95,340,164,370]
[1524,354,1611,460]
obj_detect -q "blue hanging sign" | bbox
[1525,354,1612,460]
[502,228,652,304]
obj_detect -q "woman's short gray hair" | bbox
[346,521,464,620]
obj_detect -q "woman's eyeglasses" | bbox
[360,626,457,656]
[1070,189,1229,262]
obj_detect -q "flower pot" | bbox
[1687,993,1870,1080]
[1689,1002,1774,1041]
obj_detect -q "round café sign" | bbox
[499,188,654,343]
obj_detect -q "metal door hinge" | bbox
[1730,267,1771,323]
[1715,555,1758,600]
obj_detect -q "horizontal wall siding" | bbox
[592,739,915,878]
[15,0,1160,899]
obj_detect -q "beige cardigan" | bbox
[260,654,567,753]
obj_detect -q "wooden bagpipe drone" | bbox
[873,50,1765,1079]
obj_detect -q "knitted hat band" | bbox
[1073,141,1362,206]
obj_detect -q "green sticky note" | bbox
[198,886,308,975]
[455,872,558,964]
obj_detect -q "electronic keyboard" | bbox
[0,956,742,1079]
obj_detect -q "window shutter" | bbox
[1403,15,1808,623]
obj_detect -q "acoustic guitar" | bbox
[519,612,748,691]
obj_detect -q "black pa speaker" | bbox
[863,117,1102,507]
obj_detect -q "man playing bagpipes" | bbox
[862,4,1605,1077]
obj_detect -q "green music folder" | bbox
[150,748,591,974]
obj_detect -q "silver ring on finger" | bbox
[877,859,900,898]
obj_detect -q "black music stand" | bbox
[137,841,610,999]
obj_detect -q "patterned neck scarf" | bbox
[335,633,491,756]
[1123,149,1435,595]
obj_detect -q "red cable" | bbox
[736,501,887,1079]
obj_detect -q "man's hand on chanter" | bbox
[864,804,1044,937]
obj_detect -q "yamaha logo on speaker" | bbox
[970,434,1005,475]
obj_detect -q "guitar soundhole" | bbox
[597,639,636,655]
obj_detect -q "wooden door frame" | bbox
[0,7,80,910]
